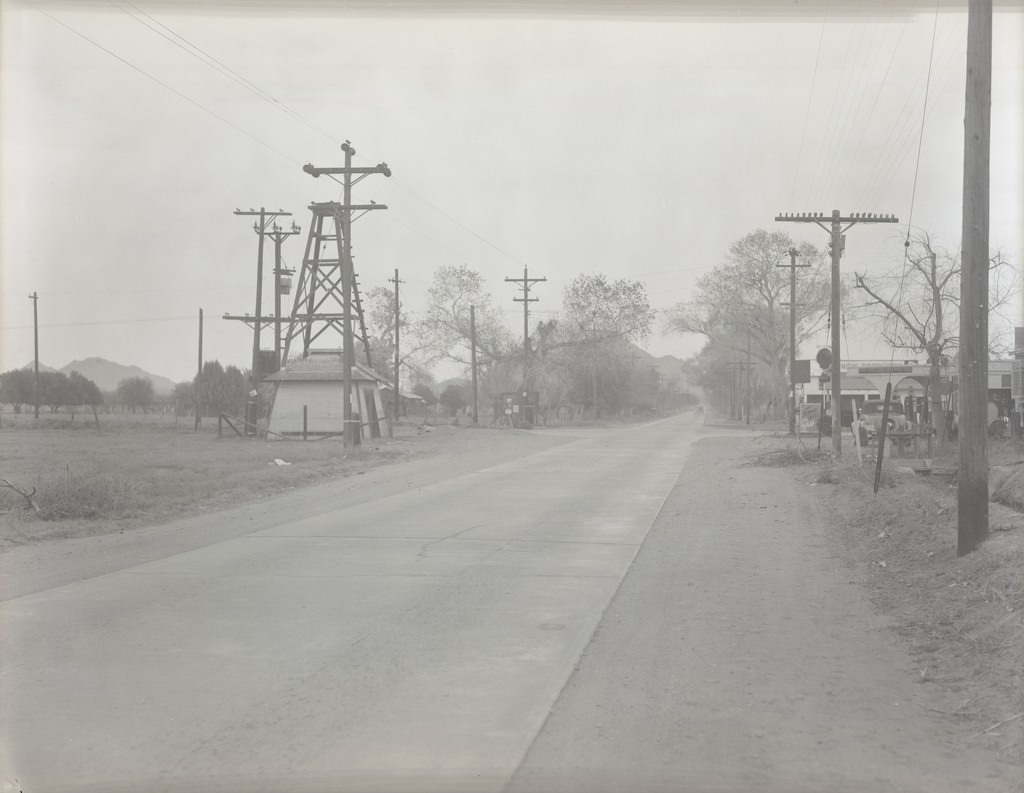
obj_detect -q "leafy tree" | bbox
[853,232,1018,442]
[0,369,35,412]
[562,273,655,343]
[117,376,155,413]
[194,361,248,417]
[411,382,437,406]
[364,285,400,348]
[439,382,469,417]
[67,371,103,407]
[664,229,827,418]
[414,264,512,370]
[65,370,103,425]
[38,371,76,413]
[173,381,195,417]
[555,274,656,416]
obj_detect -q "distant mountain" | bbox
[59,358,178,395]
[21,361,59,374]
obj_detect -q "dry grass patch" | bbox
[0,422,431,547]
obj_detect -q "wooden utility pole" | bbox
[470,305,479,425]
[745,326,752,425]
[269,221,301,369]
[778,248,810,434]
[776,210,899,455]
[229,208,293,387]
[506,267,546,383]
[195,308,203,431]
[958,0,992,555]
[389,269,403,438]
[28,292,39,420]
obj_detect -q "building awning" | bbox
[827,375,877,392]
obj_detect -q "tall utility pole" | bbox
[777,248,810,434]
[745,327,752,425]
[776,210,899,455]
[226,207,294,387]
[282,141,391,447]
[268,221,301,368]
[470,305,479,425]
[389,269,403,438]
[958,0,992,555]
[195,308,203,431]
[28,292,39,420]
[505,266,546,373]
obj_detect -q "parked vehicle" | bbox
[858,399,907,438]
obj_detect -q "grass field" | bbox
[0,410,434,547]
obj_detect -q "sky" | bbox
[2,0,1022,384]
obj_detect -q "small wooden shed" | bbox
[263,350,386,438]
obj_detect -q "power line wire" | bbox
[29,2,303,167]
[116,1,343,146]
[3,315,196,331]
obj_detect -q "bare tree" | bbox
[853,232,1018,443]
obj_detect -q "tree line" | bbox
[358,268,690,420]
[0,361,252,420]
[662,228,1018,436]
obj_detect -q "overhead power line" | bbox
[117,1,343,146]
[30,1,302,166]
[3,315,196,331]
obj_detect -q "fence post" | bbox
[303,405,308,441]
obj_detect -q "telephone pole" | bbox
[505,267,546,424]
[268,221,301,368]
[776,210,899,455]
[281,141,391,447]
[29,292,39,420]
[195,308,203,431]
[389,269,404,438]
[746,326,751,425]
[506,266,546,358]
[470,305,479,425]
[958,0,992,555]
[225,207,294,387]
[777,248,810,434]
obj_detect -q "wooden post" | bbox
[303,405,308,441]
[958,0,991,555]
[471,305,479,425]
[392,268,400,438]
[195,308,203,431]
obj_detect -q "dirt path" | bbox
[508,435,1019,793]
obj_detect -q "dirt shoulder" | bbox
[747,432,1024,772]
[511,434,1022,792]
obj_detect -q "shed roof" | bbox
[263,351,383,384]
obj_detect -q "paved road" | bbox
[3,414,1015,793]
[1,414,700,792]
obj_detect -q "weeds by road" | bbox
[0,420,455,548]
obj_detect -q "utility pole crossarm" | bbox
[506,267,546,417]
[303,164,392,178]
[776,209,899,455]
